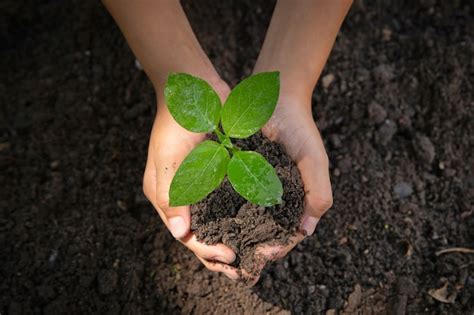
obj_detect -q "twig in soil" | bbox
[435,247,474,256]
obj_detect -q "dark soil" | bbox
[1,0,473,314]
[192,133,304,277]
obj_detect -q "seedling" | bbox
[165,72,282,207]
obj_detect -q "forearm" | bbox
[254,0,352,102]
[102,0,221,93]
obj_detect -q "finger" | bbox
[143,158,183,233]
[296,124,333,236]
[146,158,238,276]
[196,256,240,281]
[264,107,333,236]
[142,136,191,239]
[180,234,236,264]
[256,232,305,261]
[144,136,237,264]
[151,109,205,238]
[143,144,194,240]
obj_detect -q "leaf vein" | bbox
[175,144,223,200]
[235,154,272,196]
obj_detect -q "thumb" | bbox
[159,203,190,240]
[154,154,192,239]
[143,150,191,239]
[146,106,204,239]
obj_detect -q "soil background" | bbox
[1,0,473,314]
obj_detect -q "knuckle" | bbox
[262,122,280,142]
[156,196,170,211]
[317,196,333,212]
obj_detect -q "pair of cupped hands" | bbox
[143,75,333,283]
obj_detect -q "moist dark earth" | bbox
[192,133,304,278]
[1,0,473,314]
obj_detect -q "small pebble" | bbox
[382,27,392,41]
[134,59,143,70]
[322,73,335,89]
[329,134,342,149]
[48,249,59,270]
[444,168,456,177]
[368,102,387,124]
[413,134,435,165]
[376,119,397,145]
[373,64,395,82]
[338,157,352,173]
[394,182,413,199]
[116,200,128,211]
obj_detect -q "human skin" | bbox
[244,0,353,282]
[102,0,238,277]
[103,0,352,282]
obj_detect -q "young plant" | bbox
[165,71,282,207]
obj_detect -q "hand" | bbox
[244,93,333,284]
[143,81,240,280]
[263,94,333,235]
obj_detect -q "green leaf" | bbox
[221,72,280,138]
[169,140,230,206]
[165,73,221,133]
[227,151,283,206]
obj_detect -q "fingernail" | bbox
[214,252,236,264]
[301,216,319,236]
[168,216,188,239]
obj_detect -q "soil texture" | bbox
[1,0,473,314]
[192,133,304,277]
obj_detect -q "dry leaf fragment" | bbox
[428,283,457,304]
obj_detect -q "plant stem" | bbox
[214,128,225,142]
[214,128,234,149]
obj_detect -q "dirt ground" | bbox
[1,0,473,314]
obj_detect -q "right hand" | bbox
[143,80,240,280]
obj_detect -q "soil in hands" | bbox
[1,0,473,314]
[191,132,304,278]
